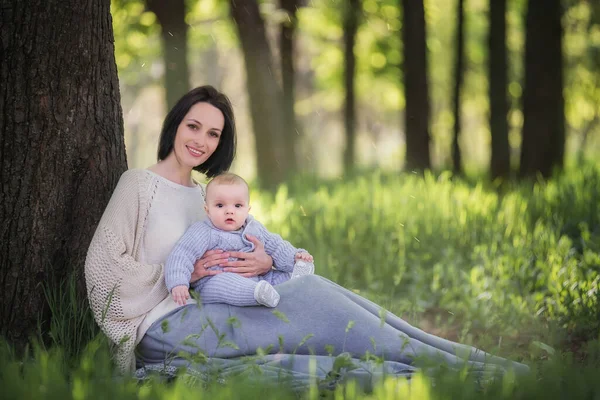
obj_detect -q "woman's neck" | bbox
[148,156,194,187]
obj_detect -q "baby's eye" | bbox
[216,204,223,208]
[235,204,243,208]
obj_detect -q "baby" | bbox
[165,172,314,308]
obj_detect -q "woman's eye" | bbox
[209,131,220,138]
[188,124,198,130]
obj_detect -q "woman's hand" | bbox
[222,235,273,277]
[190,249,230,282]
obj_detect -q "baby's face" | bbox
[204,183,250,231]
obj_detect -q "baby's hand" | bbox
[172,285,190,306]
[295,252,314,263]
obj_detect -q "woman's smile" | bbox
[186,145,205,158]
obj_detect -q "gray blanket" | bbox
[136,275,529,388]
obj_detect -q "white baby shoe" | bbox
[291,260,315,279]
[254,281,280,307]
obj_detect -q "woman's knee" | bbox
[291,275,333,293]
[277,275,331,299]
[293,274,322,285]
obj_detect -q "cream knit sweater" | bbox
[85,169,204,374]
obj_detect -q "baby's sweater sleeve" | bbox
[253,221,306,273]
[164,222,212,291]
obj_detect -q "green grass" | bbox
[39,275,100,365]
[252,165,600,357]
[2,164,600,398]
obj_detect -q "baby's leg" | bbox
[198,273,258,306]
[199,273,280,307]
[291,260,314,279]
[261,260,315,286]
[261,269,292,286]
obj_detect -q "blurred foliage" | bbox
[564,0,600,155]
[111,0,161,86]
[187,0,237,52]
[112,0,600,173]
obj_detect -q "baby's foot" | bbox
[254,281,280,307]
[291,260,315,279]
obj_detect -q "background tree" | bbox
[564,0,600,165]
[230,0,288,189]
[279,0,301,173]
[343,0,361,174]
[147,0,191,110]
[0,0,126,344]
[451,0,465,175]
[489,0,511,179]
[520,0,565,178]
[402,0,431,171]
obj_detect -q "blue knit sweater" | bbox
[164,215,306,292]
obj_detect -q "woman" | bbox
[85,86,529,383]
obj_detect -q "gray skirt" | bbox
[136,275,529,387]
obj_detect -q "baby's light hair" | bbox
[206,172,249,199]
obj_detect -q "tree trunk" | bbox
[201,44,224,88]
[279,0,300,173]
[343,0,360,174]
[147,0,190,110]
[451,0,464,175]
[402,0,432,171]
[0,0,126,344]
[230,0,287,189]
[519,0,565,178]
[489,0,510,180]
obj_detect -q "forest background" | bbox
[1,0,600,397]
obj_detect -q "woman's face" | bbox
[172,102,224,169]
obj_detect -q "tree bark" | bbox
[489,0,510,180]
[451,0,464,175]
[343,0,360,174]
[519,0,565,178]
[230,0,287,189]
[279,0,300,173]
[147,0,190,110]
[402,0,431,171]
[0,0,126,344]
